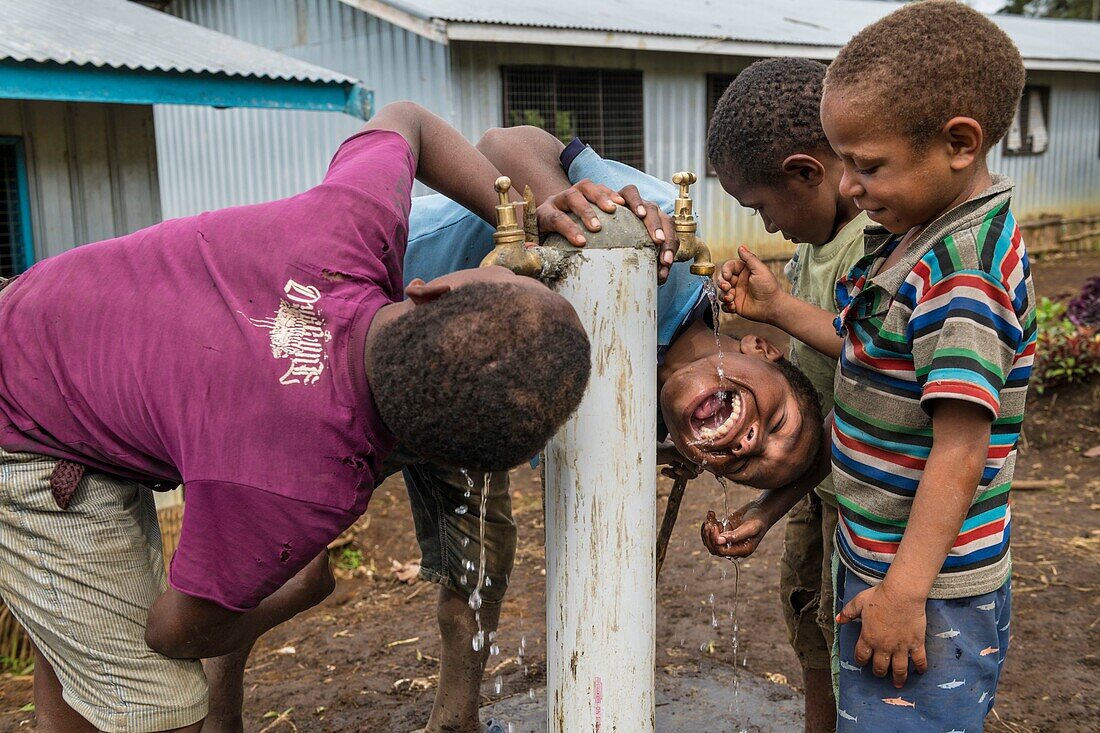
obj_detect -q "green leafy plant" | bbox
[1033,296,1100,393]
[0,656,34,675]
[335,547,364,572]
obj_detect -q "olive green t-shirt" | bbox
[783,211,870,506]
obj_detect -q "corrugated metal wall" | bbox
[988,70,1100,220]
[450,42,788,261]
[156,0,1099,262]
[155,0,451,218]
[451,43,1100,261]
[0,100,160,258]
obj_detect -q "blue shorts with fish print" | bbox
[834,564,1011,732]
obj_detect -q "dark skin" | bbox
[477,125,679,282]
[657,322,818,490]
[715,153,860,248]
[145,103,591,665]
[699,414,833,560]
[479,125,821,491]
[716,93,1000,689]
[15,103,592,733]
[713,140,860,733]
[395,125,823,733]
[200,125,676,733]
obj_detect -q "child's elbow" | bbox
[144,616,194,659]
[145,606,231,659]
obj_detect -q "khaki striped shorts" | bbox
[0,447,207,732]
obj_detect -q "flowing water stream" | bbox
[704,278,747,730]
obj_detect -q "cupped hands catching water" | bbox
[700,503,771,559]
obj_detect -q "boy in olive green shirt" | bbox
[705,58,865,733]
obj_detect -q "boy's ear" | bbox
[942,116,984,171]
[738,334,783,362]
[780,154,827,186]
[405,278,452,305]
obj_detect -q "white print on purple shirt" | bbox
[243,279,332,386]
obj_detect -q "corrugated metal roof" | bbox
[0,0,355,84]
[377,0,1100,66]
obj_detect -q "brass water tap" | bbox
[479,177,543,278]
[670,171,715,276]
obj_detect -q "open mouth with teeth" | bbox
[689,389,750,451]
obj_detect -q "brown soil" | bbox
[0,253,1096,733]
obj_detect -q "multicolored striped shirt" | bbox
[831,175,1035,599]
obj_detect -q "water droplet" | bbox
[468,590,482,610]
[490,643,500,656]
[460,536,470,548]
[464,490,471,499]
[528,688,536,701]
[455,504,468,516]
[494,675,503,694]
[464,559,476,572]
[460,574,468,585]
[472,631,484,652]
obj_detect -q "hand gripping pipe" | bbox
[480,173,711,732]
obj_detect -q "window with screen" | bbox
[502,66,644,170]
[1004,86,1050,156]
[0,139,32,279]
[705,73,737,175]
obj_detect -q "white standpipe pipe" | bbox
[544,244,657,733]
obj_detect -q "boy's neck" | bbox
[881,163,994,273]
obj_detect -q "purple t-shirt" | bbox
[0,130,414,610]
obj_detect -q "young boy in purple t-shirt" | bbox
[0,102,598,733]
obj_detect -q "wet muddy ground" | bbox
[0,253,1096,732]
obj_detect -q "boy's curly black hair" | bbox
[367,281,591,471]
[825,0,1025,150]
[706,58,831,185]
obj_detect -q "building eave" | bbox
[444,21,1100,73]
[444,23,838,61]
[0,60,374,119]
[337,0,448,43]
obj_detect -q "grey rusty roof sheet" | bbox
[1,0,355,84]
[378,0,1100,66]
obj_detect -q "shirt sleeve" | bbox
[169,480,360,611]
[910,269,1023,418]
[318,129,417,234]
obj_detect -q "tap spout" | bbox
[670,171,715,277]
[479,176,545,278]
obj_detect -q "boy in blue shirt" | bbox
[398,125,826,733]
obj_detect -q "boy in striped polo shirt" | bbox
[712,2,1034,729]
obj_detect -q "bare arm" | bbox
[363,102,516,225]
[476,125,679,282]
[881,400,990,601]
[145,552,334,659]
[719,246,843,360]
